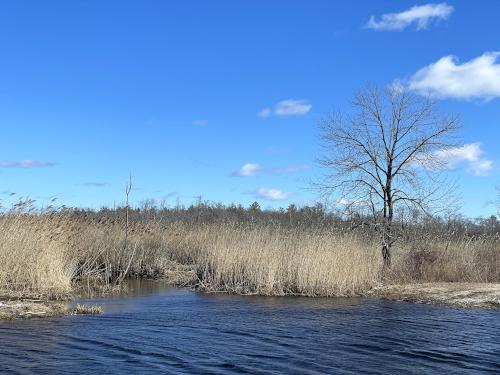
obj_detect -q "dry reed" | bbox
[0,214,73,299]
[72,304,103,315]
[0,213,498,299]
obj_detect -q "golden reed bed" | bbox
[0,214,499,300]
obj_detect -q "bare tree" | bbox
[116,174,136,285]
[317,85,460,267]
[124,173,132,251]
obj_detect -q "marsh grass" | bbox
[72,304,103,315]
[0,214,73,299]
[0,212,498,299]
[194,226,380,296]
[388,235,500,283]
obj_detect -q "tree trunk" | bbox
[382,242,391,268]
[382,182,394,268]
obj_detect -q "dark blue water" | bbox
[1,281,500,374]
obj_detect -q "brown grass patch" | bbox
[0,213,498,301]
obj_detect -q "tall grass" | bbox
[194,225,380,296]
[389,235,500,283]
[0,212,498,299]
[0,214,73,298]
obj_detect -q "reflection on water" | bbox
[1,280,499,374]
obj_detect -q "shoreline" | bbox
[2,282,499,320]
[370,282,500,309]
[0,300,68,320]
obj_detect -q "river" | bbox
[1,280,499,374]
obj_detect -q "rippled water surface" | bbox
[1,281,500,374]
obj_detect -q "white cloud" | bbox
[192,119,209,126]
[0,160,55,168]
[334,198,371,208]
[258,99,312,118]
[232,163,262,177]
[434,143,493,176]
[408,52,500,100]
[256,187,293,201]
[366,3,453,31]
[275,100,312,116]
[468,159,493,176]
[257,108,272,118]
[232,163,309,177]
[336,198,351,206]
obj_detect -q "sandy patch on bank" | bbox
[371,283,500,308]
[0,300,67,320]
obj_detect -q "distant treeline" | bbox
[59,200,500,239]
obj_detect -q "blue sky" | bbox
[0,1,499,217]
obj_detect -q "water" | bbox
[1,281,500,374]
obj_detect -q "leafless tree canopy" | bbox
[317,85,461,265]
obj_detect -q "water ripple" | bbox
[1,285,500,374]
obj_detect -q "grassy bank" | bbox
[0,300,67,320]
[370,283,500,308]
[1,211,499,303]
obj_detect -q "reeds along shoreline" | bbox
[0,211,499,299]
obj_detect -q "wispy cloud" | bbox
[232,163,262,177]
[366,3,453,31]
[255,187,293,201]
[258,99,312,118]
[232,163,309,177]
[418,143,493,176]
[0,160,55,168]
[434,143,493,176]
[408,52,500,100]
[192,119,209,127]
